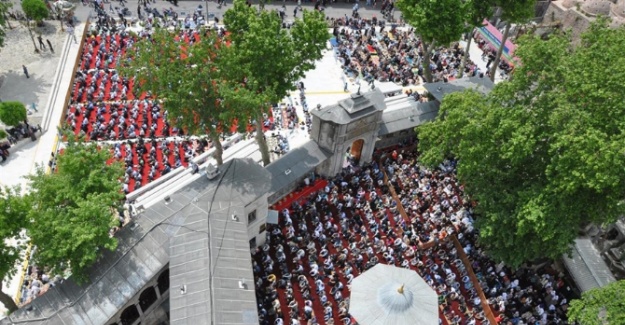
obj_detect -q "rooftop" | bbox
[1,158,269,325]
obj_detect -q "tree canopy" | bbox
[417,20,625,266]
[120,28,232,165]
[0,1,11,49]
[222,0,329,165]
[25,136,124,282]
[568,280,625,325]
[21,0,48,22]
[488,0,536,81]
[0,186,29,312]
[0,101,27,126]
[395,0,467,82]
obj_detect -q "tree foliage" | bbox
[0,186,29,312]
[0,101,27,126]
[488,0,536,81]
[395,0,467,82]
[417,20,625,266]
[21,0,48,22]
[568,280,625,325]
[121,28,231,164]
[0,1,11,49]
[458,0,497,78]
[25,136,124,282]
[222,0,329,165]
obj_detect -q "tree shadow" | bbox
[1,139,38,166]
[0,70,50,115]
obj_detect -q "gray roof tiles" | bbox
[2,158,268,325]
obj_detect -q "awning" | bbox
[562,238,616,293]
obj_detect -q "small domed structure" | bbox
[581,0,612,16]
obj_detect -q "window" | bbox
[249,238,256,249]
[248,210,257,224]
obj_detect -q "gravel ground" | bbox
[0,20,68,126]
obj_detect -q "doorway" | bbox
[345,139,365,167]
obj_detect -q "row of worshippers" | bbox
[252,158,481,325]
[111,137,209,193]
[334,25,482,86]
[252,146,575,325]
[385,149,572,325]
[66,99,175,141]
[71,69,133,103]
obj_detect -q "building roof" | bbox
[266,140,332,197]
[311,89,386,124]
[2,158,269,325]
[379,99,440,135]
[562,238,616,293]
[423,77,495,103]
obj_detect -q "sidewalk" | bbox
[0,23,86,312]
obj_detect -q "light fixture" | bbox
[180,285,187,295]
[231,214,239,222]
[164,196,172,205]
[238,279,247,289]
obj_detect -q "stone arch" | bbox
[120,305,140,325]
[346,138,365,166]
[157,269,169,295]
[138,286,158,313]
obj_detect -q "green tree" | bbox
[568,280,625,325]
[25,135,124,282]
[0,101,27,126]
[222,1,329,166]
[417,20,625,266]
[395,0,467,83]
[488,0,536,81]
[0,186,29,313]
[120,28,232,165]
[21,0,48,22]
[21,0,47,53]
[0,1,13,49]
[457,0,496,78]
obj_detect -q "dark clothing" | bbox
[23,65,29,78]
[37,35,46,50]
[46,39,54,53]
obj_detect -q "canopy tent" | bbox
[349,263,438,325]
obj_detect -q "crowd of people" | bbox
[252,146,574,325]
[331,17,487,86]
[110,137,210,193]
[63,9,245,193]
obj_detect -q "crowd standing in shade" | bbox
[252,145,574,325]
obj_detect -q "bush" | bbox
[0,102,27,126]
[21,0,48,22]
[0,129,7,139]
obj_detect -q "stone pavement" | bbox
[0,20,86,314]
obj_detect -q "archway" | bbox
[157,269,169,295]
[120,305,140,325]
[344,139,365,167]
[138,287,158,313]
